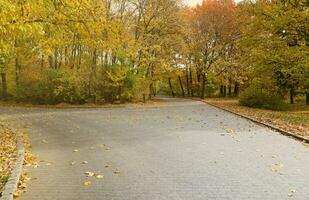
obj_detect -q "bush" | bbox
[239,84,286,110]
[17,69,87,104]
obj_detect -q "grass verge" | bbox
[204,98,309,138]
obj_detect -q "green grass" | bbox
[262,111,309,125]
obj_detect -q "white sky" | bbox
[186,0,203,6]
[185,0,241,6]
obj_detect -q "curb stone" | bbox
[0,127,25,200]
[202,100,309,143]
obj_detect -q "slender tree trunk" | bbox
[290,87,294,104]
[189,67,193,96]
[54,49,58,69]
[220,85,224,96]
[1,73,7,99]
[168,78,175,97]
[178,76,185,97]
[58,50,62,68]
[223,86,227,97]
[48,56,53,68]
[153,85,157,97]
[234,82,239,96]
[149,83,153,100]
[306,92,309,105]
[228,79,232,97]
[41,55,44,71]
[64,47,68,66]
[200,74,206,99]
[91,49,97,103]
[186,67,190,96]
[228,86,232,96]
[197,72,201,97]
[92,49,97,77]
[15,57,20,88]
[77,45,82,69]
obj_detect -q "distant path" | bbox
[1,98,308,200]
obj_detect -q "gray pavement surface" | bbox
[0,98,308,200]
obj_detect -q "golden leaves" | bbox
[0,125,17,190]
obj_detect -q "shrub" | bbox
[17,69,87,104]
[239,84,286,110]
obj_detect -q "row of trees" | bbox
[0,0,183,104]
[0,0,308,105]
[167,0,308,106]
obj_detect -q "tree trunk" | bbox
[197,72,201,97]
[220,85,224,96]
[92,49,97,77]
[64,47,68,66]
[234,82,239,96]
[228,86,232,96]
[78,45,82,69]
[153,85,157,97]
[149,83,153,100]
[189,67,193,96]
[290,87,294,104]
[228,80,232,97]
[54,49,58,69]
[186,68,190,96]
[48,56,53,68]
[306,92,309,105]
[168,78,175,97]
[200,75,206,99]
[1,73,8,99]
[41,55,44,71]
[15,57,20,88]
[91,49,97,102]
[223,86,227,97]
[178,76,185,97]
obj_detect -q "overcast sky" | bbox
[186,0,241,6]
[186,0,202,6]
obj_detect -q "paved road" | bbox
[1,98,309,200]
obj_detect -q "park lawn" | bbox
[0,125,17,191]
[204,98,309,138]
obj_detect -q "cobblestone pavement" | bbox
[1,98,308,200]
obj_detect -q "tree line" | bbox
[0,0,308,106]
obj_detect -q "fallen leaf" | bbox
[84,171,95,177]
[83,181,92,186]
[105,163,112,168]
[96,174,104,179]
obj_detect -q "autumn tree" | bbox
[237,0,309,104]
[184,0,239,98]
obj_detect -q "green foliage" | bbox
[239,83,286,111]
[16,69,87,104]
[237,0,309,102]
